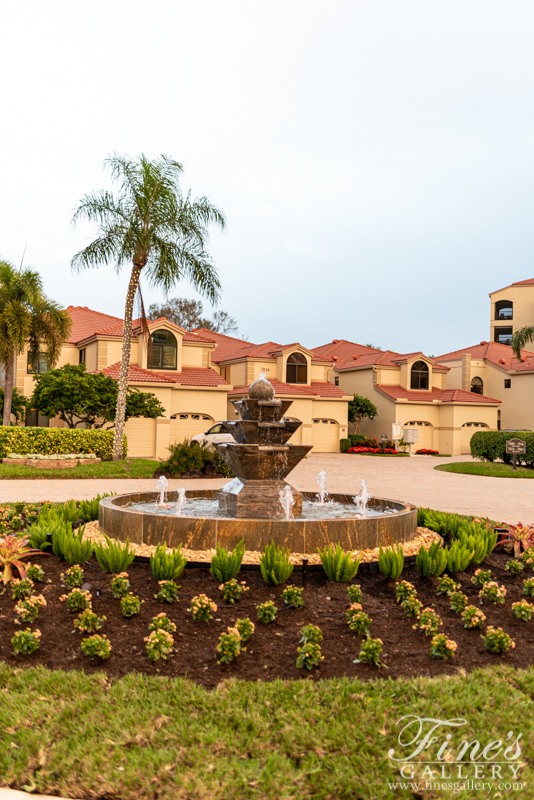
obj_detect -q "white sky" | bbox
[2,1,534,356]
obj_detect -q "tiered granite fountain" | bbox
[99,374,417,553]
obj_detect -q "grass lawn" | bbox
[0,664,531,799]
[435,461,534,479]
[0,458,161,480]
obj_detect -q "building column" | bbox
[461,354,471,392]
[155,418,171,460]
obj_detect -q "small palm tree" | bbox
[71,153,226,460]
[0,260,72,426]
[512,326,534,360]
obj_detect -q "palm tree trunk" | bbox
[112,264,142,460]
[3,350,15,427]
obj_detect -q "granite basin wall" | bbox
[99,491,418,553]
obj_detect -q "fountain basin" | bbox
[99,490,417,553]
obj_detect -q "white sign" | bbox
[392,423,402,440]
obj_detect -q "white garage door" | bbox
[312,418,339,452]
[124,418,156,458]
[461,422,489,454]
[170,413,214,444]
[404,421,434,450]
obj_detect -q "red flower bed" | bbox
[348,447,399,454]
[415,448,439,455]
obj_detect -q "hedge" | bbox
[340,438,351,453]
[0,427,127,461]
[470,430,534,467]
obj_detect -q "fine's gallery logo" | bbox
[387,716,523,792]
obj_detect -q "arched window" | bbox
[410,360,429,390]
[286,353,307,384]
[495,300,513,321]
[470,376,483,395]
[148,329,177,370]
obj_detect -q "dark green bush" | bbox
[340,438,351,453]
[349,434,396,449]
[470,431,534,466]
[0,427,125,460]
[161,440,233,478]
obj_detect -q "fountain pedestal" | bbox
[219,479,303,519]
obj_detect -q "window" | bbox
[27,353,49,374]
[494,326,513,345]
[220,366,229,381]
[470,376,483,395]
[495,300,513,320]
[286,352,307,384]
[334,376,339,386]
[208,424,224,434]
[26,409,49,428]
[79,348,86,365]
[148,329,177,370]
[410,360,429,390]
[505,379,511,389]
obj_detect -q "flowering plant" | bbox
[12,628,41,655]
[15,594,47,622]
[299,624,322,645]
[74,609,106,633]
[189,594,217,621]
[430,634,457,659]
[11,577,34,601]
[236,617,255,642]
[436,576,459,596]
[120,592,143,617]
[61,565,84,589]
[148,613,176,634]
[413,607,441,636]
[25,564,45,583]
[415,449,439,455]
[355,637,383,668]
[296,642,323,670]
[395,581,416,603]
[479,582,506,604]
[81,634,111,660]
[219,579,249,604]
[523,577,534,597]
[347,446,398,454]
[522,547,534,569]
[472,569,492,588]
[461,605,486,629]
[111,572,130,599]
[347,584,363,604]
[256,600,277,624]
[281,585,304,608]
[506,560,524,577]
[512,599,534,621]
[0,534,45,584]
[155,580,180,604]
[346,603,371,635]
[60,588,92,613]
[145,629,174,661]
[216,627,242,664]
[496,523,534,558]
[403,596,423,617]
[481,626,515,655]
[449,591,468,613]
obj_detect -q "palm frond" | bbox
[511,326,534,359]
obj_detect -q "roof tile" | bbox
[374,385,501,404]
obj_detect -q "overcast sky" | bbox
[2,2,534,356]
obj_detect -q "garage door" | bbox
[170,413,214,444]
[461,422,489,454]
[404,421,433,450]
[124,418,156,458]
[312,418,339,452]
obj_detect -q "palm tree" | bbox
[512,326,534,359]
[71,153,226,460]
[0,261,72,426]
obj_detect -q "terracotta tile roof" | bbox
[228,379,349,398]
[197,330,327,363]
[65,306,124,344]
[435,341,534,373]
[513,278,534,286]
[311,339,381,360]
[96,318,216,344]
[102,363,229,387]
[330,347,449,372]
[374,385,501,404]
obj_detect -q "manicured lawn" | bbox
[435,461,534,479]
[0,458,161,480]
[0,664,531,799]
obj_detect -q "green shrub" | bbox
[111,572,130,598]
[481,626,515,655]
[79,494,114,523]
[94,534,135,573]
[347,584,363,604]
[236,618,255,642]
[299,624,323,645]
[150,543,186,581]
[62,526,93,567]
[210,539,245,583]
[120,592,143,617]
[296,642,323,670]
[25,564,44,582]
[74,609,106,633]
[471,430,534,466]
[148,613,177,634]
[456,523,497,566]
[257,600,277,624]
[60,565,84,588]
[216,626,242,664]
[81,634,111,660]
[378,544,404,580]
[161,440,233,477]
[446,540,472,574]
[60,588,91,613]
[57,500,80,524]
[281,585,304,608]
[12,628,41,655]
[340,438,351,453]
[220,579,249,604]
[15,595,47,622]
[0,427,126,460]
[318,543,360,582]
[11,578,34,600]
[260,541,294,586]
[155,580,180,603]
[416,542,447,577]
[423,510,462,538]
[145,630,174,661]
[356,637,383,668]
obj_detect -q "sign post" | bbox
[381,433,388,454]
[506,438,526,471]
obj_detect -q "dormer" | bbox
[138,319,185,372]
[398,355,434,391]
[271,344,314,385]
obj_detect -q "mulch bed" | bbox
[0,552,531,687]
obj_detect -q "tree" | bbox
[71,153,226,459]
[348,394,378,433]
[512,326,534,359]
[0,260,72,426]
[0,387,29,424]
[31,364,165,429]
[148,297,239,336]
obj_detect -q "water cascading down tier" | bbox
[214,373,312,519]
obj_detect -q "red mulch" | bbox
[0,552,531,687]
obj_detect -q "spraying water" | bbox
[353,479,370,516]
[315,470,331,505]
[279,484,295,520]
[175,487,186,516]
[156,475,169,507]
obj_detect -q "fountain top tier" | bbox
[213,373,313,518]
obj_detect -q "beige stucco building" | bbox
[311,340,501,454]
[489,277,534,346]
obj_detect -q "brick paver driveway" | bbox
[0,454,531,523]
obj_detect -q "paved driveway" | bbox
[0,454,531,523]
